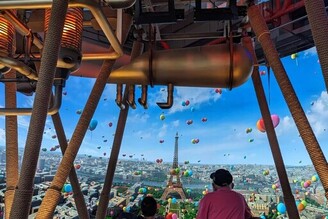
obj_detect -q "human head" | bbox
[141,196,157,217]
[210,169,233,187]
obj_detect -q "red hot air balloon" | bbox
[215,88,222,94]
[257,114,280,133]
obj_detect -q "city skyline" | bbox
[0,47,327,166]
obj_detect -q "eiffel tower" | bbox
[161,132,186,200]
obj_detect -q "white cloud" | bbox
[22,95,35,108]
[127,112,150,124]
[150,87,221,114]
[17,116,31,128]
[275,91,328,137]
[0,129,5,145]
[171,120,180,128]
[157,124,168,138]
[306,91,328,135]
[303,47,317,58]
[275,116,297,136]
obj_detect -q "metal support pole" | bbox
[4,70,19,219]
[51,113,90,219]
[96,39,144,219]
[36,58,116,218]
[242,36,300,219]
[248,3,328,200]
[10,0,69,218]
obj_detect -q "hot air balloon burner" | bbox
[115,84,125,110]
[126,85,137,109]
[0,13,15,74]
[45,7,83,72]
[138,85,148,109]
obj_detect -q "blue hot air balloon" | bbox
[89,119,98,131]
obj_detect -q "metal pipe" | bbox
[109,44,253,88]
[264,1,304,24]
[126,85,136,109]
[31,52,123,61]
[1,10,43,49]
[156,83,173,109]
[0,0,135,10]
[0,0,128,59]
[0,56,38,80]
[138,85,148,109]
[115,84,124,109]
[0,84,62,116]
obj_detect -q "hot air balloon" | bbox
[42,148,47,152]
[246,128,252,134]
[201,117,207,122]
[186,120,193,125]
[260,70,266,76]
[256,114,280,132]
[76,109,82,115]
[74,164,81,170]
[122,154,126,157]
[215,88,222,94]
[64,184,73,193]
[159,140,164,143]
[89,119,98,131]
[51,135,57,139]
[63,91,67,96]
[277,203,286,214]
[185,100,190,106]
[103,152,106,156]
[108,122,113,127]
[291,53,298,60]
[160,114,165,120]
[97,146,101,149]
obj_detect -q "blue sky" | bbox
[0,47,327,166]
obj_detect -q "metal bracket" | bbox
[194,0,246,22]
[156,83,173,109]
[133,0,184,24]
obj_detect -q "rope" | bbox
[4,69,18,219]
[242,36,300,219]
[52,113,89,219]
[248,4,328,201]
[4,189,15,219]
[36,57,116,218]
[304,0,328,92]
[35,189,61,218]
[10,0,69,218]
[10,189,33,218]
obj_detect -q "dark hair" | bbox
[141,196,157,217]
[210,169,233,186]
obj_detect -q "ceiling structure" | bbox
[1,0,328,218]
